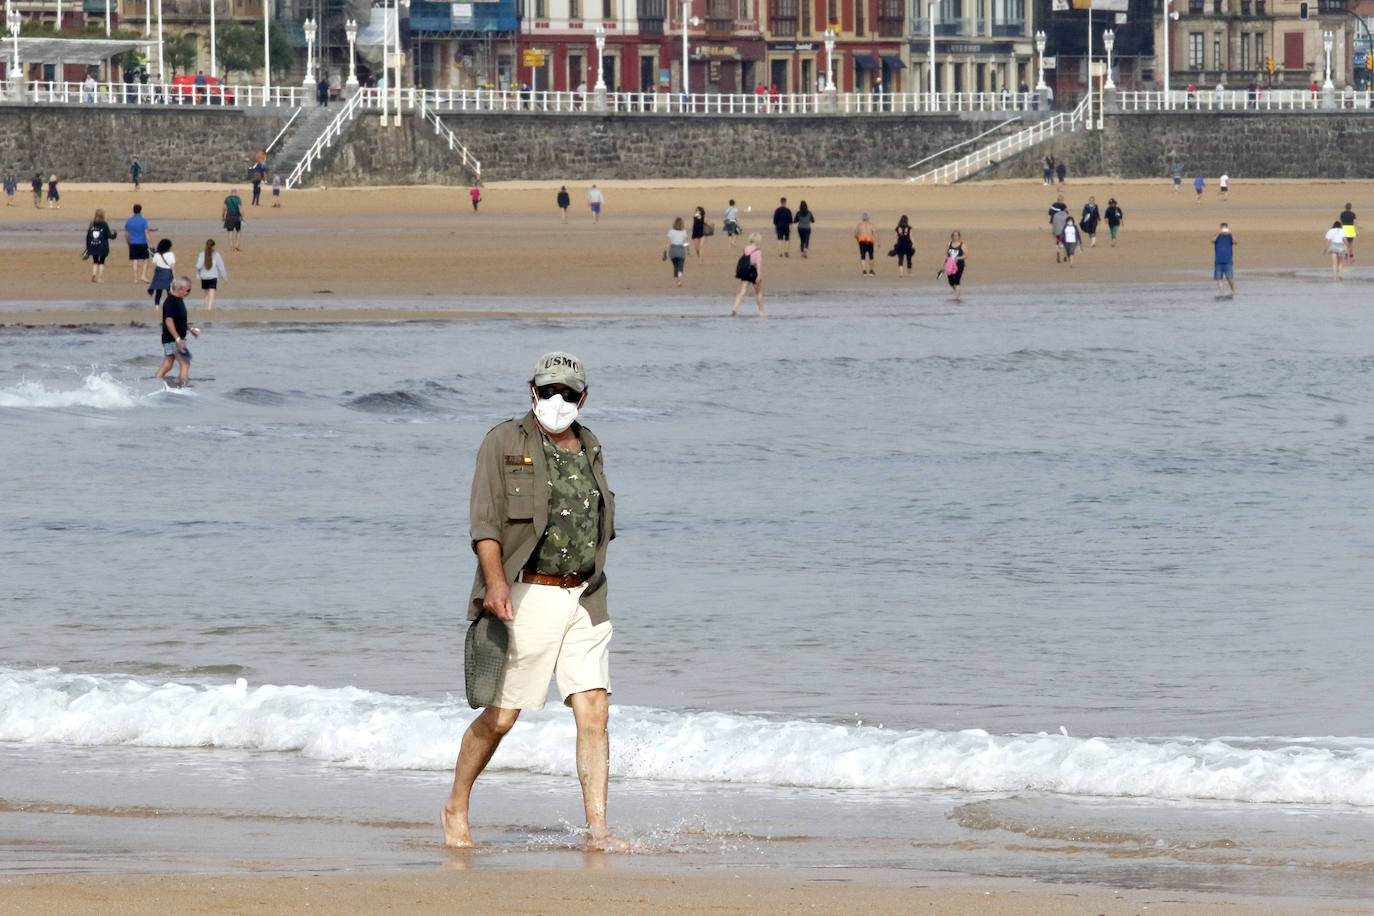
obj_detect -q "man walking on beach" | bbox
[154,276,200,387]
[130,157,141,190]
[854,212,877,277]
[1339,202,1357,263]
[222,189,243,250]
[125,203,152,285]
[1048,194,1069,262]
[442,352,624,851]
[587,185,604,222]
[1213,223,1236,295]
[772,197,793,257]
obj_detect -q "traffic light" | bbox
[1299,2,1308,18]
[1266,55,1274,74]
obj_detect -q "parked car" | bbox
[170,75,236,105]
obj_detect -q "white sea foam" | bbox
[0,373,144,409]
[4,667,1374,807]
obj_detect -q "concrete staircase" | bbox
[266,105,338,182]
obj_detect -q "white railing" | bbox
[1113,87,1374,111]
[417,99,482,181]
[22,80,307,107]
[286,90,365,190]
[351,87,1045,116]
[909,97,1089,185]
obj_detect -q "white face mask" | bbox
[533,394,579,433]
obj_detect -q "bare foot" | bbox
[583,829,633,852]
[756,311,769,317]
[441,804,474,848]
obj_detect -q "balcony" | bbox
[770,16,797,36]
[705,17,734,33]
[876,16,903,37]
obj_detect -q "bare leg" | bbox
[205,288,216,310]
[153,356,174,380]
[755,283,766,317]
[176,353,192,385]
[569,689,627,849]
[731,281,747,315]
[442,706,520,847]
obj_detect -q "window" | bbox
[1189,32,1204,68]
[991,0,1023,36]
[536,0,546,17]
[877,0,903,37]
[1255,32,1264,66]
[570,0,581,20]
[771,0,798,36]
[604,0,614,18]
[1213,32,1221,70]
[856,0,865,35]
[1240,31,1249,69]
[708,0,734,31]
[827,0,837,27]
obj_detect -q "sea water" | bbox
[2,278,1373,897]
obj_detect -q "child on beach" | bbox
[272,174,282,207]
[148,238,175,306]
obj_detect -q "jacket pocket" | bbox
[504,473,537,520]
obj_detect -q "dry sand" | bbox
[0,177,1363,327]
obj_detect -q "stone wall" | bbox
[0,106,292,182]
[314,111,1023,184]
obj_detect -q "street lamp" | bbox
[928,0,938,110]
[1323,30,1334,91]
[1103,28,1115,90]
[823,27,835,92]
[1161,0,1178,109]
[392,0,408,125]
[263,0,271,102]
[1034,29,1047,92]
[345,17,358,89]
[210,0,216,77]
[680,0,699,98]
[302,16,315,88]
[594,25,606,91]
[7,6,20,98]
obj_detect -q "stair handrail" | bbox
[265,105,304,155]
[285,91,366,190]
[417,99,483,182]
[905,117,1022,171]
[909,98,1090,185]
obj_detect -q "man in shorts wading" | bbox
[125,203,152,285]
[442,352,624,850]
[154,276,200,387]
[222,189,243,251]
[772,197,793,257]
[1339,202,1357,264]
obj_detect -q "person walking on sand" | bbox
[665,216,688,286]
[794,201,815,259]
[1079,196,1101,248]
[148,238,175,307]
[441,352,627,852]
[1104,198,1124,247]
[772,197,793,257]
[1194,175,1205,202]
[4,174,16,206]
[587,184,604,222]
[1055,160,1067,187]
[195,238,229,309]
[690,206,707,259]
[84,208,118,283]
[892,214,915,276]
[557,186,571,223]
[855,212,877,277]
[130,157,142,190]
[1339,202,1357,263]
[30,173,42,208]
[125,204,152,284]
[470,186,482,213]
[1048,194,1069,262]
[731,232,766,316]
[723,199,740,246]
[222,189,243,250]
[1062,216,1080,267]
[1325,220,1348,280]
[46,174,60,209]
[943,230,967,300]
[153,276,200,388]
[1213,222,1237,294]
[250,171,262,207]
[1219,173,1229,200]
[271,174,282,208]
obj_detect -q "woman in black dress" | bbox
[893,214,915,276]
[84,207,118,283]
[691,206,707,259]
[944,230,966,301]
[794,201,815,258]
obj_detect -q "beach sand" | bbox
[1,868,1360,915]
[0,177,1363,325]
[3,178,1367,913]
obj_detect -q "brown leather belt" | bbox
[520,570,585,588]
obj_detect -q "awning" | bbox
[881,54,906,70]
[9,37,150,65]
[853,55,879,71]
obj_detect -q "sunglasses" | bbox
[535,384,581,403]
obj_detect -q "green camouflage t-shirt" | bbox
[527,436,600,575]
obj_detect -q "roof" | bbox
[10,37,151,65]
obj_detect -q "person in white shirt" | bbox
[1219,173,1229,200]
[586,185,604,223]
[194,238,229,310]
[1324,220,1348,281]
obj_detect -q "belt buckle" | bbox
[559,572,579,588]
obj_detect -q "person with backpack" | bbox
[731,232,766,317]
[941,230,966,300]
[84,208,118,283]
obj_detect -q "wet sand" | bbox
[0,177,1363,326]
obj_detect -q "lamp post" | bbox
[1323,30,1334,91]
[7,5,20,98]
[156,0,163,83]
[823,27,835,92]
[345,17,357,90]
[392,0,408,126]
[1034,29,1047,93]
[593,24,607,111]
[680,0,698,99]
[105,0,110,36]
[210,0,216,77]
[1103,28,1115,89]
[1161,0,1174,108]
[302,16,315,88]
[263,0,270,102]
[928,0,938,110]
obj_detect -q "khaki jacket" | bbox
[467,411,616,625]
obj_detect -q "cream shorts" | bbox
[492,581,612,711]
